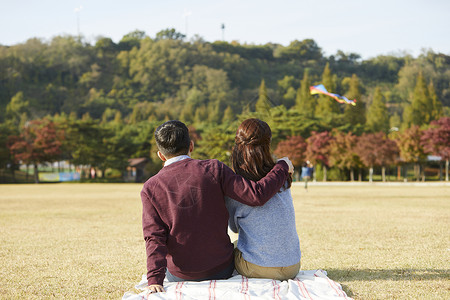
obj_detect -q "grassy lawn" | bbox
[0,183,448,299]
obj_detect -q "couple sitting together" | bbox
[141,118,301,295]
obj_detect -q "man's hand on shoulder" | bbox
[145,284,166,294]
[277,157,294,174]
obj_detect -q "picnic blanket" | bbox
[122,270,352,299]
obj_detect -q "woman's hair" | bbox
[231,118,292,188]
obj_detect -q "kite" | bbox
[310,84,356,106]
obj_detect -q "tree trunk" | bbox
[350,168,354,182]
[369,167,373,182]
[10,166,16,183]
[323,165,327,182]
[382,166,386,182]
[421,164,425,182]
[358,169,362,181]
[415,163,420,182]
[397,165,401,181]
[34,163,39,183]
[446,159,449,182]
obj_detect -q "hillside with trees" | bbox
[1,29,449,182]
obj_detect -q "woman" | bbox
[225,118,301,281]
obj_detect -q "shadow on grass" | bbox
[326,268,450,297]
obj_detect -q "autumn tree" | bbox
[8,119,63,183]
[328,130,361,181]
[356,132,399,182]
[305,131,333,181]
[421,117,450,181]
[395,126,426,181]
[274,136,307,180]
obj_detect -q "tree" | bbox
[255,79,271,114]
[295,70,315,117]
[222,106,235,124]
[274,136,307,180]
[0,122,19,181]
[275,39,322,61]
[97,124,136,178]
[8,119,63,183]
[421,117,450,181]
[403,73,441,127]
[428,81,442,121]
[6,92,29,127]
[328,130,361,181]
[67,118,106,174]
[305,131,333,181]
[343,74,366,127]
[155,28,186,41]
[315,63,340,118]
[277,75,296,108]
[366,87,389,133]
[395,126,426,181]
[356,132,399,182]
[118,30,146,50]
[194,126,234,164]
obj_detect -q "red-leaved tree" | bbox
[328,130,361,181]
[305,131,333,181]
[356,132,399,182]
[274,136,307,180]
[8,119,63,183]
[421,117,450,181]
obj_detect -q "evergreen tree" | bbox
[194,105,208,124]
[255,79,271,114]
[315,63,340,118]
[6,92,30,127]
[343,74,366,127]
[180,103,195,124]
[113,111,123,125]
[222,106,235,123]
[428,81,442,121]
[366,87,389,133]
[403,73,437,127]
[295,70,315,117]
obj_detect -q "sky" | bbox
[1,0,449,59]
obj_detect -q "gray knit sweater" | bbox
[225,187,301,267]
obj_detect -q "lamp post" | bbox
[221,23,225,41]
[74,6,83,41]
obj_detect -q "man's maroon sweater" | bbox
[141,158,289,286]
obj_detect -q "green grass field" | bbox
[0,183,449,299]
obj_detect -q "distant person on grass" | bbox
[226,118,301,280]
[141,120,294,294]
[301,161,313,190]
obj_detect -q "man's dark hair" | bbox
[154,120,191,157]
